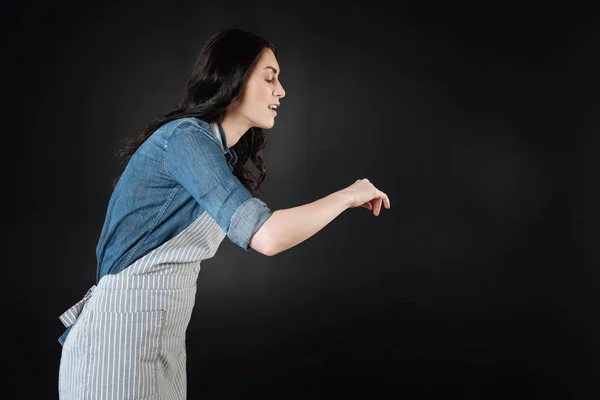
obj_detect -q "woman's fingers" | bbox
[374,197,383,216]
[370,189,390,216]
[377,190,390,209]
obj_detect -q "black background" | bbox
[5,1,599,398]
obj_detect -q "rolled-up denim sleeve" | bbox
[164,121,273,251]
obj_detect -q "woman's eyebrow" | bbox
[262,66,278,75]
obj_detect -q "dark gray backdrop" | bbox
[5,1,599,398]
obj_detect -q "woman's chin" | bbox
[256,120,275,129]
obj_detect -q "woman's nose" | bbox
[276,82,286,98]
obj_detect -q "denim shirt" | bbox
[94,117,273,283]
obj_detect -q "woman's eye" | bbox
[266,79,274,83]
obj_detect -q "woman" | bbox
[58,28,390,399]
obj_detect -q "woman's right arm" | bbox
[250,179,390,256]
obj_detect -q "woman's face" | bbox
[229,48,286,129]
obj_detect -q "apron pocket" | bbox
[84,309,165,400]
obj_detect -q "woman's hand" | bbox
[340,178,391,216]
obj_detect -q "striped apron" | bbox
[58,122,229,399]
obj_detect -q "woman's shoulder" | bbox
[156,117,213,143]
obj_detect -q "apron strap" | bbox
[209,122,225,152]
[59,284,96,328]
[209,121,237,170]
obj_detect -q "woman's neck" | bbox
[219,114,251,148]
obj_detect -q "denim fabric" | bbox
[95,117,273,283]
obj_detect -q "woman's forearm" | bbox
[259,190,352,256]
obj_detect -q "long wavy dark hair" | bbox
[112,28,277,197]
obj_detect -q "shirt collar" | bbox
[217,122,229,152]
[217,122,238,169]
